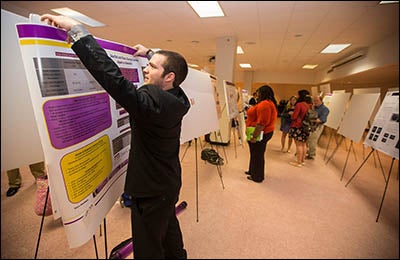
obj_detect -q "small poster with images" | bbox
[364,90,399,160]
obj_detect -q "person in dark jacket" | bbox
[41,14,190,259]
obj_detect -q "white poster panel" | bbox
[311,86,319,97]
[322,94,332,107]
[180,69,219,143]
[210,75,223,119]
[364,91,399,159]
[16,22,146,248]
[223,80,239,120]
[337,93,380,143]
[324,92,351,130]
[353,87,381,125]
[320,83,331,95]
[1,10,44,171]
[332,90,346,93]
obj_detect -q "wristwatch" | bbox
[68,24,91,43]
[146,49,154,59]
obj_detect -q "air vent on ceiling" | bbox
[327,48,367,73]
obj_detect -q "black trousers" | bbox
[130,192,187,259]
[247,131,274,182]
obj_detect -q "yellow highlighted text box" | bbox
[61,135,112,203]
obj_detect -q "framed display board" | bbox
[223,80,239,120]
[364,91,399,159]
[337,93,380,143]
[324,92,351,130]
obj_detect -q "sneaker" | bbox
[305,155,314,160]
[289,161,302,167]
[286,149,291,153]
[244,171,251,175]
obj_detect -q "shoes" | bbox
[247,176,263,183]
[286,149,291,153]
[244,171,251,175]
[6,187,20,197]
[305,155,314,160]
[289,161,303,167]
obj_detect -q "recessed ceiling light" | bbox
[321,44,351,53]
[51,7,105,27]
[240,63,252,68]
[379,1,399,4]
[237,46,244,54]
[302,64,318,69]
[187,1,225,18]
[188,63,199,68]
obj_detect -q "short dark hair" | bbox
[157,50,188,88]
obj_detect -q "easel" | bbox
[324,134,357,179]
[204,131,226,190]
[324,127,357,162]
[323,127,355,161]
[363,122,378,168]
[344,148,397,222]
[231,118,244,159]
[323,127,335,160]
[34,187,108,259]
[180,136,226,222]
[181,138,203,163]
[337,139,357,181]
[211,130,229,164]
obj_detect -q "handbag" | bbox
[34,176,53,216]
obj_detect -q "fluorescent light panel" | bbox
[51,7,105,27]
[321,44,351,53]
[188,63,199,68]
[240,63,252,68]
[237,46,244,54]
[302,64,318,69]
[187,1,225,18]
[379,1,399,4]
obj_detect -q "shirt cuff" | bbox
[68,24,91,43]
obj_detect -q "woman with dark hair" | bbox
[296,89,310,103]
[288,95,313,167]
[245,85,278,183]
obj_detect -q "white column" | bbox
[210,36,237,144]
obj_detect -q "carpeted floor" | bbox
[1,126,399,259]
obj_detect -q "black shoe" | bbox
[247,176,263,183]
[305,155,314,160]
[244,171,251,175]
[6,187,20,197]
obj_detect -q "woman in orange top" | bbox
[245,85,278,183]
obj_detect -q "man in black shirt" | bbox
[41,14,190,259]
